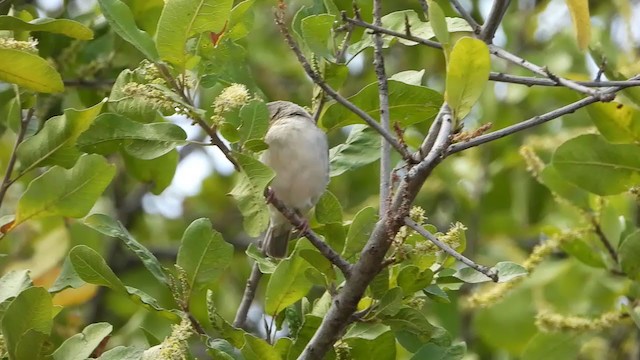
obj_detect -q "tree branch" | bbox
[274,8,413,162]
[489,46,613,100]
[450,0,481,34]
[480,0,511,42]
[447,75,640,154]
[404,218,498,282]
[591,217,619,264]
[299,106,454,360]
[372,0,392,214]
[0,108,34,210]
[233,262,263,328]
[266,188,352,277]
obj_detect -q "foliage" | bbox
[0,0,639,359]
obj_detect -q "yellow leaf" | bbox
[565,0,591,50]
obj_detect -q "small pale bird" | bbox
[260,101,329,258]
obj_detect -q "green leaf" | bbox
[16,154,116,224]
[242,334,281,360]
[265,253,313,315]
[538,165,591,210]
[52,323,113,360]
[77,113,187,160]
[397,266,433,293]
[0,270,32,303]
[1,287,53,360]
[0,16,93,39]
[586,101,640,143]
[17,99,106,171]
[552,134,640,195]
[108,69,158,122]
[329,125,381,177]
[301,14,335,60]
[238,99,269,149]
[560,233,606,269]
[389,69,425,86]
[321,80,443,131]
[620,230,640,280]
[342,206,377,260]
[246,243,277,274]
[49,256,85,293]
[428,1,450,49]
[445,36,490,121]
[98,0,159,60]
[0,48,64,93]
[125,286,178,318]
[207,339,238,360]
[289,314,323,359]
[315,190,342,224]
[83,213,169,285]
[424,284,450,303]
[370,267,389,299]
[177,218,233,293]
[522,332,581,360]
[345,327,396,360]
[382,306,435,340]
[411,342,466,360]
[495,261,528,283]
[96,346,144,360]
[229,152,275,237]
[565,0,591,50]
[122,149,178,194]
[156,0,233,66]
[375,287,403,316]
[69,245,128,293]
[15,329,49,360]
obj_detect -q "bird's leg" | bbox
[294,210,310,236]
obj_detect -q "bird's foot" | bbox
[265,187,276,204]
[295,218,311,236]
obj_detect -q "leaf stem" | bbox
[0,108,34,210]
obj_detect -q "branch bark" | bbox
[480,0,511,42]
[233,262,263,328]
[373,0,392,214]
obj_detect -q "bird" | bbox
[260,101,329,258]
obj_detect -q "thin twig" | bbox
[404,218,498,282]
[343,14,442,49]
[489,46,612,100]
[489,73,640,88]
[414,104,448,161]
[447,75,640,154]
[233,262,263,328]
[0,108,34,210]
[480,0,511,42]
[592,218,619,264]
[372,0,392,214]
[274,9,413,161]
[267,187,352,277]
[450,0,481,34]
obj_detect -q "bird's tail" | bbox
[263,225,293,258]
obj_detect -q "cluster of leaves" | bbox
[0,0,639,359]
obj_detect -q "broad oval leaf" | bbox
[122,149,178,195]
[552,134,640,195]
[428,0,449,48]
[0,270,32,303]
[321,80,443,131]
[1,287,53,360]
[17,99,106,171]
[97,0,159,60]
[445,36,490,121]
[177,218,233,292]
[301,14,335,60]
[52,323,113,360]
[0,16,93,39]
[77,113,187,160]
[69,245,128,293]
[238,99,269,149]
[84,213,169,285]
[96,346,144,360]
[16,154,116,224]
[521,332,581,360]
[265,253,313,315]
[329,125,380,177]
[315,190,343,224]
[586,101,640,143]
[342,206,378,260]
[156,0,233,66]
[0,48,64,93]
[229,152,275,237]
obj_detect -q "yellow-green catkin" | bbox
[210,83,251,125]
[143,317,193,360]
[535,309,626,332]
[0,37,38,53]
[466,231,576,308]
